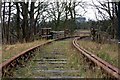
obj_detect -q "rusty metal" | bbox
[0,36,79,77]
[72,37,120,79]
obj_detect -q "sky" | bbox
[76,0,106,21]
[2,0,104,20]
[34,0,100,21]
[78,0,120,20]
[82,0,97,20]
[1,0,99,21]
[2,0,119,22]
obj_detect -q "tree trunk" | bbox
[15,2,21,42]
[6,2,11,44]
[30,2,35,41]
[2,2,6,44]
[0,2,2,44]
[118,2,120,42]
[68,2,76,35]
[21,2,29,42]
[64,3,68,37]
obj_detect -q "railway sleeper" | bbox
[83,57,96,71]
[25,51,36,61]
[82,55,115,78]
[15,58,23,67]
[74,37,120,79]
[88,60,96,70]
[102,71,116,80]
[31,51,36,56]
[37,48,41,52]
[27,52,33,60]
[2,62,19,77]
[24,53,29,62]
[97,65,116,79]
[1,38,64,78]
[18,56,26,67]
[2,68,7,77]
[3,71,13,77]
[13,59,20,69]
[106,70,118,79]
[2,51,37,77]
[10,60,17,68]
[88,59,116,79]
[2,65,13,77]
[28,52,33,58]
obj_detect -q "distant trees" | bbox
[1,0,119,45]
[2,1,49,44]
[47,2,64,30]
[91,0,119,39]
[0,1,90,44]
[47,0,86,34]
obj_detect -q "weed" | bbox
[78,40,118,67]
[2,39,47,63]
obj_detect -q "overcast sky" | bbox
[77,0,119,20]
[2,0,119,21]
[76,0,106,21]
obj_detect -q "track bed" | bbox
[12,39,106,78]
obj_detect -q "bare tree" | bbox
[6,2,11,44]
[1,0,87,44]
[0,2,2,44]
[15,2,21,42]
[91,0,119,39]
[29,2,35,41]
[47,2,65,30]
[2,2,6,44]
[21,2,29,42]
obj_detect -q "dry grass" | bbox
[74,29,90,37]
[2,39,48,63]
[78,40,118,67]
[0,45,2,63]
[13,39,106,78]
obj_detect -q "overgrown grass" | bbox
[12,39,106,78]
[78,40,118,68]
[2,39,48,63]
[0,45,2,63]
[74,29,90,37]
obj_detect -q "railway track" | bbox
[0,36,79,78]
[1,36,120,79]
[73,37,120,79]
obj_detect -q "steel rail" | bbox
[0,36,79,77]
[72,37,120,79]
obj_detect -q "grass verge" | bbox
[12,39,106,78]
[78,40,118,68]
[2,39,48,63]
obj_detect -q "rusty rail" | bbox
[72,37,120,79]
[0,36,79,77]
[0,40,54,77]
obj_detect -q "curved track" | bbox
[0,36,79,77]
[72,37,120,79]
[1,36,120,79]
